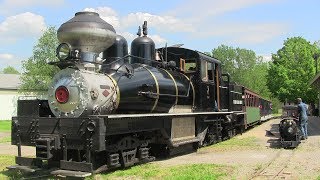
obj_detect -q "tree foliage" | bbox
[267,37,319,103]
[1,66,20,74]
[211,45,271,98]
[20,26,60,92]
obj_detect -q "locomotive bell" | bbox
[57,11,117,62]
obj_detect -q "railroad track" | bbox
[250,149,296,179]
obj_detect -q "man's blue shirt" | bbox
[298,102,308,121]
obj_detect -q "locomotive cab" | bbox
[156,47,225,112]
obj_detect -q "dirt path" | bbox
[0,132,35,156]
[0,132,10,139]
[153,117,320,179]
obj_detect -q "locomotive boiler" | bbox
[8,11,272,178]
[49,12,193,118]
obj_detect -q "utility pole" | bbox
[314,53,320,116]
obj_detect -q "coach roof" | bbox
[0,74,21,90]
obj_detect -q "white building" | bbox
[0,74,21,120]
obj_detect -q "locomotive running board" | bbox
[7,165,41,173]
[7,156,43,173]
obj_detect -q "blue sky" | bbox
[0,0,319,71]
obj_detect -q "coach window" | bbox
[201,61,208,81]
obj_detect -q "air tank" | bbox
[57,11,117,62]
[130,21,155,65]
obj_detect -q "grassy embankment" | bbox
[0,120,11,143]
[0,120,11,132]
[94,136,258,179]
[0,157,233,180]
[0,155,23,179]
[93,163,233,179]
[0,121,15,179]
[200,136,262,152]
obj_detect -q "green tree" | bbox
[210,45,280,111]
[211,45,268,94]
[1,66,20,74]
[20,26,60,93]
[267,37,319,103]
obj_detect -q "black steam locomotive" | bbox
[8,12,272,177]
[279,105,301,148]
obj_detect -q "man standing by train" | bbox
[297,98,308,140]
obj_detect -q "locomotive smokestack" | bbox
[57,11,117,64]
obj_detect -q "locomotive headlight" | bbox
[288,127,293,133]
[56,43,71,61]
[55,86,69,103]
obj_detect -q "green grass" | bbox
[272,113,282,117]
[0,159,233,180]
[200,136,261,152]
[217,136,258,146]
[0,155,23,179]
[0,136,11,143]
[93,163,233,180]
[0,121,11,132]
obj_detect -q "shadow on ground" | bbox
[266,123,281,149]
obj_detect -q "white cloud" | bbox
[164,0,286,45]
[0,0,64,15]
[0,53,14,60]
[83,7,168,46]
[83,8,194,33]
[122,12,195,33]
[200,22,288,44]
[0,12,46,44]
[168,0,277,20]
[260,54,272,62]
[121,32,167,47]
[81,5,286,47]
[121,32,136,42]
[0,53,22,70]
[83,7,120,29]
[149,34,166,45]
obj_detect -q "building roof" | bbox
[0,74,21,90]
[309,71,320,89]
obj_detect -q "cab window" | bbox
[201,61,208,81]
[180,58,186,72]
[207,63,214,81]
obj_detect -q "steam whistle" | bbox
[137,26,141,37]
[143,21,148,36]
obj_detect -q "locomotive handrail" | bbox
[92,111,234,119]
